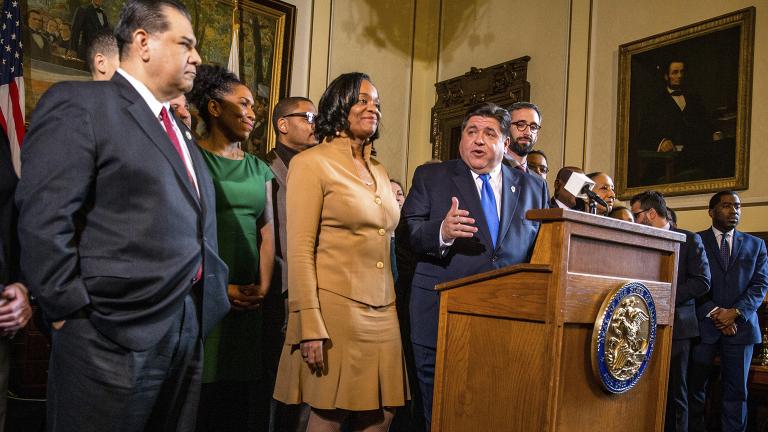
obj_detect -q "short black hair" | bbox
[630,190,669,220]
[667,208,678,225]
[509,101,542,124]
[86,30,118,73]
[315,72,379,143]
[555,166,583,183]
[390,178,403,189]
[586,171,607,180]
[663,59,686,76]
[114,0,191,58]
[708,190,738,210]
[272,96,313,134]
[461,102,511,139]
[608,205,631,219]
[527,149,548,162]
[186,64,243,128]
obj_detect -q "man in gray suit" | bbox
[16,1,229,430]
[264,96,318,431]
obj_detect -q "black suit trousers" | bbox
[46,295,202,432]
[665,338,692,432]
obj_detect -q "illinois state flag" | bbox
[0,0,25,176]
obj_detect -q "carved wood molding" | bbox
[430,56,531,161]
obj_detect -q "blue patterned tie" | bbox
[720,232,730,265]
[479,173,499,249]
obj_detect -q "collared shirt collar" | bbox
[712,226,734,239]
[661,222,671,230]
[469,162,502,183]
[117,68,169,118]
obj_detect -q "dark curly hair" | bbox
[315,72,380,143]
[186,64,243,128]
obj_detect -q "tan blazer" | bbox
[284,137,400,343]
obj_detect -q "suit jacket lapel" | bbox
[701,229,727,271]
[114,74,201,208]
[451,161,492,249]
[176,115,205,213]
[497,165,521,249]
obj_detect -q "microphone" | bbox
[582,185,608,209]
[563,171,608,212]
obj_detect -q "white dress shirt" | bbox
[711,226,734,256]
[439,163,503,249]
[117,68,199,195]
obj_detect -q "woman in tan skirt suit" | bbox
[273,72,408,431]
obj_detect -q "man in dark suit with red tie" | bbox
[402,102,549,431]
[16,1,229,430]
[688,191,768,432]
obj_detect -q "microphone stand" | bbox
[587,198,597,215]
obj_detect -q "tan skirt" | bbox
[273,289,409,410]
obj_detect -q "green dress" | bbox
[200,149,274,383]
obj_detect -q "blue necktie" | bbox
[479,173,499,249]
[720,232,730,265]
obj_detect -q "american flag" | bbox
[0,0,25,176]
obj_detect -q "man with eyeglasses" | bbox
[629,190,710,432]
[503,101,542,174]
[688,191,768,432]
[264,96,318,432]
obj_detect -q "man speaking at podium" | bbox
[401,102,548,431]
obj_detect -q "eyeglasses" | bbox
[632,208,650,219]
[528,163,548,174]
[511,121,541,133]
[283,112,317,124]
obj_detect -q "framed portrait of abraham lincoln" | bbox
[614,7,754,199]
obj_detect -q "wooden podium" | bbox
[431,208,686,431]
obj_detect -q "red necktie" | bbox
[160,107,198,196]
[160,106,203,283]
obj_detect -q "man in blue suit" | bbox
[629,190,711,432]
[688,191,768,432]
[402,102,548,431]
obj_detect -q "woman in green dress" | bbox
[187,64,275,431]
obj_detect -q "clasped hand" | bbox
[440,197,477,242]
[227,284,267,310]
[711,308,740,336]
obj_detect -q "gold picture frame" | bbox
[614,8,754,199]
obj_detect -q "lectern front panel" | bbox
[437,313,550,431]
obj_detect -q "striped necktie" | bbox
[719,232,730,265]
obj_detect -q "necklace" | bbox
[353,158,375,187]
